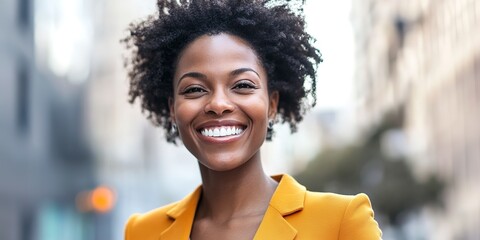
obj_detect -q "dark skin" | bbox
[169,34,280,239]
[193,156,278,239]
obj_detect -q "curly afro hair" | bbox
[123,0,322,143]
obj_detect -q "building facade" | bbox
[352,0,480,239]
[0,0,100,239]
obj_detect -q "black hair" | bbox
[123,0,322,143]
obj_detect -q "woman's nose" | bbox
[204,90,235,115]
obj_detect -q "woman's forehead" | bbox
[174,33,265,79]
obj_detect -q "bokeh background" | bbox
[1,0,479,239]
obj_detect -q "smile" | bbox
[200,126,245,137]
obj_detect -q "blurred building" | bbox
[0,0,109,239]
[352,0,480,239]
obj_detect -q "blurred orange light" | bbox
[90,186,115,213]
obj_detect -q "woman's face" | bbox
[170,33,278,172]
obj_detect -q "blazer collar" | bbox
[253,174,306,240]
[160,186,202,240]
[268,174,306,216]
[159,174,306,240]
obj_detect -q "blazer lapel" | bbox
[253,174,306,240]
[159,187,202,240]
[158,174,305,240]
[253,206,297,239]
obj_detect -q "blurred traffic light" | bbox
[76,186,116,213]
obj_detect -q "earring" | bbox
[166,121,178,143]
[267,119,274,131]
[170,122,178,135]
[266,119,275,140]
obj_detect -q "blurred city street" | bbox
[1,0,479,239]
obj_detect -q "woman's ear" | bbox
[268,91,279,119]
[168,97,175,123]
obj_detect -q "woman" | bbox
[123,0,382,239]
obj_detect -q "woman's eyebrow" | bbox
[177,72,207,84]
[230,68,260,78]
[177,68,260,84]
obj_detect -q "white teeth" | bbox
[201,126,244,137]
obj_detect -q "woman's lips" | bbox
[195,120,247,143]
[200,126,245,137]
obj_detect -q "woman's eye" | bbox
[233,82,256,90]
[180,86,207,97]
[183,87,206,94]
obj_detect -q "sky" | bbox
[304,0,355,111]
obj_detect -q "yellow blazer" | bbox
[125,174,382,239]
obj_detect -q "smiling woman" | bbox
[122,1,381,240]
[172,34,277,172]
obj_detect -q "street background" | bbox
[1,0,479,239]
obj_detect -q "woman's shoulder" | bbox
[124,202,178,240]
[301,191,382,239]
[124,186,202,240]
[301,191,372,218]
[305,191,372,208]
[127,201,178,225]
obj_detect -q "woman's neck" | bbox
[196,153,278,222]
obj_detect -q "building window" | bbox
[18,0,30,28]
[17,59,30,133]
